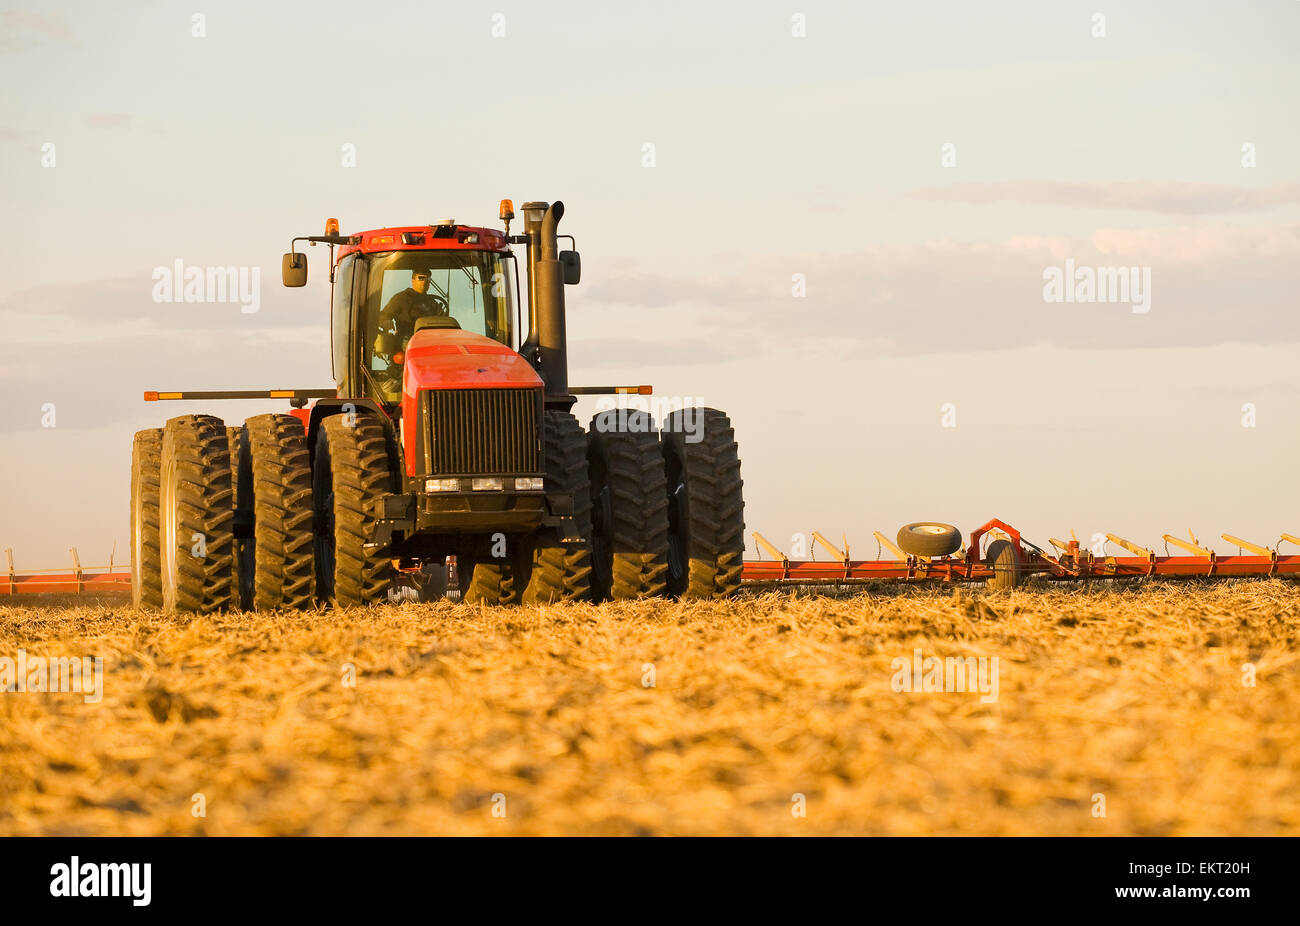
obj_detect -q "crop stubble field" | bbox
[1,581,1297,836]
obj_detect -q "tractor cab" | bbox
[326,230,519,409]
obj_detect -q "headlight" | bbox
[514,477,544,491]
[471,477,504,491]
[425,478,461,492]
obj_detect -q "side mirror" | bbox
[282,252,308,287]
[559,250,581,285]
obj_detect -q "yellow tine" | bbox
[811,531,846,561]
[1163,534,1212,559]
[1221,533,1272,556]
[873,531,906,560]
[752,532,787,562]
[1106,533,1153,557]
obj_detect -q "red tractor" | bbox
[131,200,745,611]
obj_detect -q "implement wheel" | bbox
[313,414,395,607]
[587,409,669,600]
[130,428,164,609]
[897,522,962,558]
[986,539,1020,591]
[159,415,235,613]
[661,407,745,599]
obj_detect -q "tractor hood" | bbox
[402,328,542,397]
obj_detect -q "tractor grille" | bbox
[417,387,542,476]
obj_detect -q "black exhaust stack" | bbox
[521,200,572,408]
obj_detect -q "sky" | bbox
[1,0,1298,567]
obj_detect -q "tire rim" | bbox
[912,525,948,535]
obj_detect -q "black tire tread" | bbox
[521,410,593,605]
[162,415,235,613]
[130,428,163,609]
[662,408,745,599]
[461,557,521,606]
[587,409,669,600]
[246,413,315,610]
[227,425,250,610]
[317,414,394,607]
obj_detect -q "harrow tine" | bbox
[1222,533,1271,556]
[873,531,906,561]
[1107,533,1154,557]
[811,531,846,562]
[1162,533,1212,559]
[752,532,787,564]
[811,530,851,580]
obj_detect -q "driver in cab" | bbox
[374,269,449,359]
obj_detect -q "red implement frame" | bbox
[742,519,1300,585]
[4,520,1297,596]
[1,548,132,596]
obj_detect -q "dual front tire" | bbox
[312,414,395,608]
[460,405,747,604]
[132,413,326,612]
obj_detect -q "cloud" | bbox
[5,221,1297,433]
[0,273,332,431]
[911,182,1300,215]
[0,10,76,54]
[84,112,133,131]
[0,326,330,432]
[0,273,324,330]
[584,224,1300,355]
[569,336,741,371]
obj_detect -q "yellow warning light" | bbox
[325,217,340,235]
[499,199,514,221]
